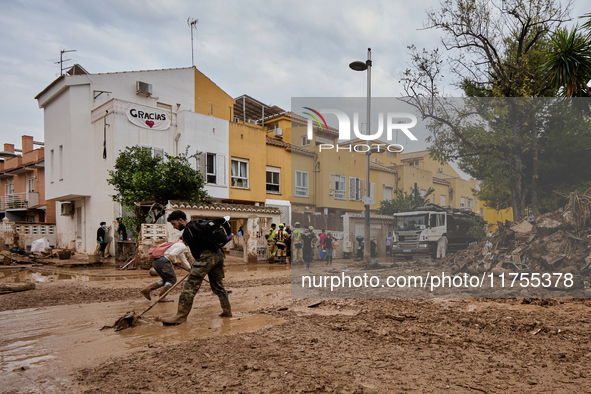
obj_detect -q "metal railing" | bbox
[0,192,39,210]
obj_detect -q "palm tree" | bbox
[541,26,591,97]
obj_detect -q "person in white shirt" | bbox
[141,241,191,302]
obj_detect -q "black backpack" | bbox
[186,217,232,249]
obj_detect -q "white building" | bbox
[36,65,231,253]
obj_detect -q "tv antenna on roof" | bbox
[187,18,198,67]
[55,49,76,75]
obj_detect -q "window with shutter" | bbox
[216,154,226,186]
[295,170,308,197]
[153,147,164,158]
[384,186,393,201]
[197,151,206,175]
[231,158,249,188]
[349,177,357,200]
[206,153,217,184]
[266,166,280,194]
[359,179,366,201]
[329,174,336,190]
[369,183,375,205]
[335,175,346,199]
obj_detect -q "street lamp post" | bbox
[350,48,374,262]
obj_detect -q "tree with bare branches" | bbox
[401,0,574,221]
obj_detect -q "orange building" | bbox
[0,136,56,223]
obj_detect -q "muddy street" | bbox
[1,258,591,393]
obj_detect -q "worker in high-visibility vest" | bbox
[275,223,290,264]
[303,226,317,271]
[291,222,304,264]
[266,223,277,263]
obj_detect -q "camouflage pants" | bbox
[178,249,230,311]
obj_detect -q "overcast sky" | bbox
[1,0,588,153]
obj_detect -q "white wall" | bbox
[179,111,230,200]
[38,68,231,253]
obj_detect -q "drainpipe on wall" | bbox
[174,133,181,156]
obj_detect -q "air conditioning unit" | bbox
[136,81,152,96]
[438,167,444,173]
[274,127,283,137]
[61,202,73,216]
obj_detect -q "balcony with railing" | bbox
[0,192,39,211]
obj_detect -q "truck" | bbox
[391,203,485,259]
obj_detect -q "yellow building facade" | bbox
[189,71,500,230]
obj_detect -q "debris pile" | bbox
[441,190,591,284]
[1,248,76,265]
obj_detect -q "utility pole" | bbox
[55,49,76,75]
[187,18,198,67]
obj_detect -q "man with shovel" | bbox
[161,210,232,325]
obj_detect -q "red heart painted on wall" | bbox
[146,120,155,128]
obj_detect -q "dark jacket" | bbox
[97,227,106,243]
[118,223,127,240]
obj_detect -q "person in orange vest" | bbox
[275,223,290,264]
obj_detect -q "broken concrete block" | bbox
[536,218,564,236]
[511,220,533,234]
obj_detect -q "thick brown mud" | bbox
[2,260,591,393]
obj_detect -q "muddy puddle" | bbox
[225,263,291,273]
[0,264,289,285]
[0,285,288,392]
[0,266,147,284]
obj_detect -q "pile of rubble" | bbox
[441,195,591,282]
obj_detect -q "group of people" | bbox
[137,213,348,326]
[265,222,292,264]
[266,222,337,270]
[96,218,128,259]
[142,210,233,325]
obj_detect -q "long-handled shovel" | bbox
[106,272,191,331]
[118,256,136,270]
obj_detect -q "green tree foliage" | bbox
[541,27,591,98]
[467,217,487,241]
[107,146,211,231]
[537,100,591,212]
[473,175,512,213]
[402,0,573,220]
[377,188,435,216]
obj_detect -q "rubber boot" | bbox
[218,293,232,317]
[161,302,192,325]
[141,282,162,301]
[157,285,174,303]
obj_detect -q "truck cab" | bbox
[392,204,484,259]
[391,210,446,258]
